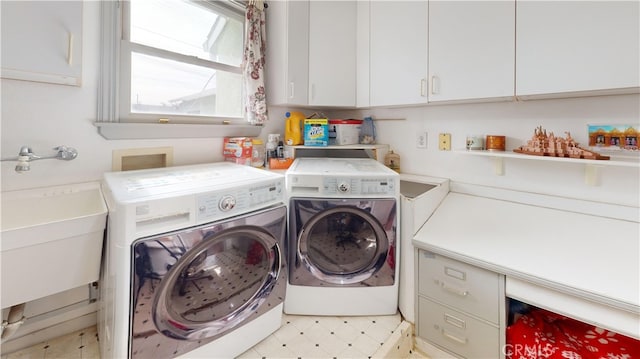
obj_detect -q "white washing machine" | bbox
[99,162,287,359]
[285,158,400,316]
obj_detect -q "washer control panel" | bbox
[196,180,283,223]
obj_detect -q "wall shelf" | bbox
[455,149,639,186]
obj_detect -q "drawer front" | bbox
[418,251,501,323]
[418,297,500,359]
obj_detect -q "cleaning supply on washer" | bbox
[304,118,329,146]
[276,140,284,158]
[384,150,401,173]
[265,133,279,168]
[285,111,305,145]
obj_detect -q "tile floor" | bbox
[2,313,428,359]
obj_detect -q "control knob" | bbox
[219,195,236,211]
[337,181,350,193]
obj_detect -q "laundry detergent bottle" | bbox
[285,111,305,145]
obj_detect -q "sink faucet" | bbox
[1,145,78,173]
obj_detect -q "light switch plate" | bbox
[439,133,451,151]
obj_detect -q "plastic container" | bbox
[285,111,305,146]
[328,119,362,145]
[251,138,265,168]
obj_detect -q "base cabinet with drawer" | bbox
[416,250,506,358]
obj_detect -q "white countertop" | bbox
[413,191,639,336]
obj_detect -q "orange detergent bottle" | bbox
[285,111,305,146]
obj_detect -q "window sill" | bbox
[95,122,262,140]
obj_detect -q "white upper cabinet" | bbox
[369,1,428,107]
[265,0,309,106]
[266,0,357,107]
[516,1,640,99]
[428,1,515,103]
[308,1,357,107]
[1,1,83,86]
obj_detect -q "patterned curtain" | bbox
[243,0,268,125]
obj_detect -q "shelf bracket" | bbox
[493,157,505,176]
[584,164,602,186]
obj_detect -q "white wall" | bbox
[329,94,640,207]
[0,2,285,192]
[2,1,638,210]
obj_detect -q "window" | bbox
[98,0,254,133]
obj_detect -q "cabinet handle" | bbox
[430,75,439,95]
[420,78,427,97]
[67,32,74,66]
[289,82,295,99]
[441,329,467,345]
[440,281,469,297]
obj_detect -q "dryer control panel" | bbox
[323,177,397,196]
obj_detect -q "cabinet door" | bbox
[1,1,83,86]
[516,1,640,98]
[308,1,357,107]
[265,0,309,106]
[370,1,428,107]
[428,1,515,103]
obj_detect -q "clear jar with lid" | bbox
[251,138,266,168]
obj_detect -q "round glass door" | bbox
[152,226,280,341]
[298,206,388,285]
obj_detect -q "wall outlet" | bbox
[438,133,451,151]
[416,132,427,149]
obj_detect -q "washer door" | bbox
[152,225,280,341]
[296,203,393,286]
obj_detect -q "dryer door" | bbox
[290,198,397,287]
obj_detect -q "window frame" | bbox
[95,0,261,140]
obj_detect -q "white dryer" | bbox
[99,163,286,359]
[285,158,400,316]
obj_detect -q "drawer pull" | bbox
[444,313,466,329]
[440,282,469,297]
[444,266,466,281]
[442,329,467,345]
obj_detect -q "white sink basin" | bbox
[1,182,107,307]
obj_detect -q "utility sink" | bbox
[1,182,107,307]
